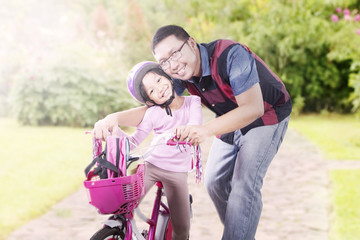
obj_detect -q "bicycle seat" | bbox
[156,181,163,188]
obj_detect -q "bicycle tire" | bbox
[90,226,125,240]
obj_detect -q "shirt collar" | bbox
[189,44,211,83]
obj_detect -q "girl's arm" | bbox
[93,106,148,141]
[106,108,153,152]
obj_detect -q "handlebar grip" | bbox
[166,139,192,146]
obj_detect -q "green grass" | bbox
[329,170,360,240]
[0,118,91,239]
[290,113,360,239]
[289,114,360,160]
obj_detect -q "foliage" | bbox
[237,1,357,113]
[10,44,138,127]
[6,0,142,127]
[161,0,360,114]
[327,6,360,113]
[350,62,360,112]
[3,0,360,126]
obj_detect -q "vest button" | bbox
[202,88,205,91]
[212,104,215,107]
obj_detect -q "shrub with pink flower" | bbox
[331,14,339,22]
[329,6,360,114]
[344,14,352,21]
[331,7,360,36]
[355,14,360,22]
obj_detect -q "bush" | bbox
[239,1,356,113]
[179,0,360,114]
[10,47,138,127]
[327,5,360,113]
[6,0,360,119]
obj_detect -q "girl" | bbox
[116,61,202,240]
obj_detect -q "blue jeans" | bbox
[204,116,290,240]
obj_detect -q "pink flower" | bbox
[344,14,352,21]
[336,7,342,13]
[354,14,360,22]
[343,8,350,15]
[357,28,360,35]
[331,14,339,22]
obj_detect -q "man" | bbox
[94,25,292,240]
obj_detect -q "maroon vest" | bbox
[185,39,292,144]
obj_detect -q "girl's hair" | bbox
[152,25,190,52]
[139,68,172,106]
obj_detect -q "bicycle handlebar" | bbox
[126,138,193,170]
[166,139,192,147]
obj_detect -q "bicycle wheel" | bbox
[90,226,125,240]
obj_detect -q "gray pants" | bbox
[145,162,190,240]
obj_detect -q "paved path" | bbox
[8,112,335,240]
[257,129,329,240]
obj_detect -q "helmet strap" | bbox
[147,86,175,117]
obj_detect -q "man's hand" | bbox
[173,125,211,146]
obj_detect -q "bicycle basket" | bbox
[84,163,145,215]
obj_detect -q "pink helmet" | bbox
[127,61,160,104]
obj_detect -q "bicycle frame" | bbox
[100,181,171,240]
[87,136,197,240]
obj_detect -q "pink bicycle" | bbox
[84,137,199,240]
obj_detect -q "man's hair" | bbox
[152,25,190,52]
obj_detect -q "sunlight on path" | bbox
[8,110,331,240]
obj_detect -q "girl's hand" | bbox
[173,125,188,141]
[173,125,209,146]
[93,117,119,141]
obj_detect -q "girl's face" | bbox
[142,72,173,105]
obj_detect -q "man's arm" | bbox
[204,82,263,136]
[93,106,148,141]
[180,83,264,145]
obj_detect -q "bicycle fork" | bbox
[101,186,171,240]
[101,185,191,240]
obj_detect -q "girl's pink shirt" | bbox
[118,96,202,172]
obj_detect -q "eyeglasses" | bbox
[159,39,188,70]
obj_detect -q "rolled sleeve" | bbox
[227,45,259,96]
[173,78,186,96]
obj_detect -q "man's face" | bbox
[153,35,200,81]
